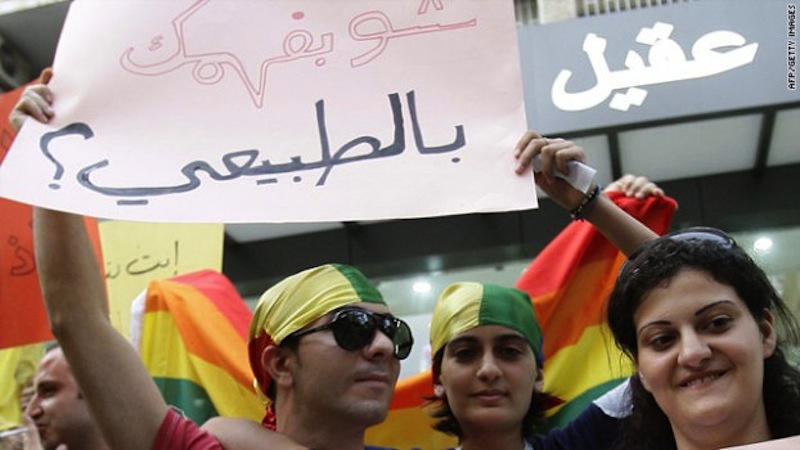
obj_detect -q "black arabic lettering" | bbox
[106,261,121,280]
[125,253,173,276]
[106,241,180,278]
[78,149,261,199]
[406,90,465,155]
[52,92,465,204]
[314,92,405,186]
[172,240,180,275]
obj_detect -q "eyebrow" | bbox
[447,333,526,347]
[637,300,737,337]
[694,300,735,316]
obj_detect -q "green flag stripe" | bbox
[153,377,219,425]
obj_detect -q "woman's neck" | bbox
[672,411,772,450]
[460,431,527,450]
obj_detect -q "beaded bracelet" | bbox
[570,183,600,221]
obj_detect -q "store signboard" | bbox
[520,0,798,134]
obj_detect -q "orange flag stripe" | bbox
[145,278,252,389]
[533,254,626,355]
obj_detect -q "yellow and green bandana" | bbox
[430,282,543,365]
[248,263,386,399]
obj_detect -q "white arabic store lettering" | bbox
[551,22,759,112]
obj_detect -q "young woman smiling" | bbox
[607,227,800,450]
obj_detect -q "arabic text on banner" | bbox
[0,0,534,223]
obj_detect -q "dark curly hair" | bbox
[426,348,548,440]
[607,227,800,449]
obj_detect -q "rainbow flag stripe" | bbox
[136,270,263,424]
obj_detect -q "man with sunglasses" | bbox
[241,263,413,450]
[32,199,395,448]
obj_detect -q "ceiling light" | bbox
[412,281,432,294]
[754,237,773,252]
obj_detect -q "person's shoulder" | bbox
[155,408,224,450]
[202,416,262,431]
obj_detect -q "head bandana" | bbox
[248,264,386,402]
[430,282,544,366]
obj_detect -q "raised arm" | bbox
[17,76,170,450]
[21,73,317,450]
[34,208,169,450]
[514,131,659,255]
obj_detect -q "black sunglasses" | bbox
[666,227,736,248]
[620,227,737,278]
[287,307,414,360]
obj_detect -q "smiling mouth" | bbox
[681,372,725,388]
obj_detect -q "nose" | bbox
[476,353,502,381]
[363,327,395,361]
[25,396,42,419]
[677,329,712,368]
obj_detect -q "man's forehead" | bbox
[36,349,72,382]
[308,302,393,327]
[351,302,392,315]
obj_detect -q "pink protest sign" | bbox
[0,0,534,222]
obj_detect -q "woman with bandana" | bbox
[428,282,625,450]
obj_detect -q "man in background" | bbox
[25,346,108,450]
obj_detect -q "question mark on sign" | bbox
[39,122,95,189]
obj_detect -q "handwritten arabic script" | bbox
[39,90,465,206]
[551,22,759,112]
[6,231,34,277]
[106,240,180,279]
[0,0,531,223]
[121,0,476,108]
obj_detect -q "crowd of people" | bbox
[6,62,800,450]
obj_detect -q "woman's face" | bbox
[437,325,542,435]
[634,268,777,445]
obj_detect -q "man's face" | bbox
[288,303,401,427]
[24,349,95,450]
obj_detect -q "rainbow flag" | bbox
[366,193,676,448]
[132,269,263,424]
[516,192,676,429]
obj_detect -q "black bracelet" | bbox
[570,184,600,221]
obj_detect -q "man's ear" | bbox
[262,345,296,389]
